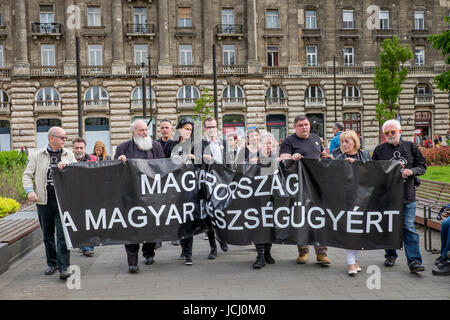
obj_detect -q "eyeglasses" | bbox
[248,126,258,130]
[52,135,67,141]
[205,126,217,129]
[383,130,399,136]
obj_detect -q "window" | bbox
[36,87,60,107]
[343,47,354,66]
[266,10,279,28]
[414,11,425,30]
[41,45,56,66]
[0,90,9,106]
[343,113,361,135]
[87,7,102,27]
[0,12,3,26]
[133,7,147,32]
[0,45,3,68]
[266,86,286,105]
[222,9,235,33]
[178,7,192,27]
[343,86,361,104]
[415,85,433,104]
[88,45,102,66]
[177,85,200,104]
[267,46,279,66]
[379,11,389,30]
[179,44,192,65]
[131,86,155,107]
[223,85,244,104]
[305,10,317,29]
[305,86,323,98]
[306,46,317,66]
[223,44,235,65]
[84,87,109,107]
[343,10,354,29]
[134,44,148,66]
[415,47,425,66]
[39,5,54,33]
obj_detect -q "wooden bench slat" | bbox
[0,220,25,235]
[0,220,40,244]
[0,220,40,240]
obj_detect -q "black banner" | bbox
[54,158,403,250]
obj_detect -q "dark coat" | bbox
[114,139,165,160]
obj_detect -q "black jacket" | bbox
[114,139,165,160]
[372,140,426,203]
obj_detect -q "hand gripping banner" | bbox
[54,158,403,250]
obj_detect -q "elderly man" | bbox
[279,115,331,265]
[114,119,165,273]
[372,119,427,273]
[23,126,76,280]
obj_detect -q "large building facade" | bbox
[0,0,449,153]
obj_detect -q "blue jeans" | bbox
[441,217,450,259]
[82,246,94,252]
[385,202,422,266]
[37,198,70,271]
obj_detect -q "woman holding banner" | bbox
[236,127,260,164]
[335,130,371,276]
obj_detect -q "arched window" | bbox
[84,86,109,108]
[222,85,244,104]
[415,84,433,104]
[36,87,60,108]
[305,86,324,106]
[342,86,361,104]
[131,86,155,108]
[0,90,9,112]
[265,86,286,105]
[177,85,200,104]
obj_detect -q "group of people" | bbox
[22,115,450,280]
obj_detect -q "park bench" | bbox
[0,218,41,275]
[414,179,450,252]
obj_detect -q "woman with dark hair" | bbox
[165,118,196,266]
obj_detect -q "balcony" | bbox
[0,102,10,115]
[414,94,434,105]
[218,65,248,76]
[301,28,322,40]
[265,97,288,111]
[173,65,203,76]
[126,65,158,77]
[83,99,110,114]
[301,66,327,75]
[221,97,246,111]
[177,98,197,110]
[338,28,360,40]
[262,66,288,76]
[337,66,364,75]
[82,26,107,39]
[34,100,62,115]
[30,66,64,77]
[126,24,156,40]
[175,27,196,40]
[263,28,284,40]
[216,24,244,40]
[410,29,430,40]
[31,23,62,39]
[343,97,362,107]
[130,99,156,113]
[0,68,11,80]
[127,0,152,2]
[305,97,326,109]
[407,65,435,75]
[374,29,394,39]
[81,66,111,77]
[0,26,7,39]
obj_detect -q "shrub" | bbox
[0,150,28,202]
[418,146,450,166]
[0,197,20,219]
[0,150,27,169]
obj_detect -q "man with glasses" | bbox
[23,126,76,280]
[372,119,427,273]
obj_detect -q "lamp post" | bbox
[141,62,147,121]
[333,55,337,123]
[148,55,155,139]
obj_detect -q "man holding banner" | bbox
[114,120,165,273]
[372,119,427,273]
[279,115,331,265]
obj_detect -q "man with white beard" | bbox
[114,119,165,273]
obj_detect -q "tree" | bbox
[193,87,214,124]
[373,35,413,129]
[428,17,450,91]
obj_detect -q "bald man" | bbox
[114,120,165,273]
[23,126,77,280]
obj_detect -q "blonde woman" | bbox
[335,130,371,275]
[92,141,111,161]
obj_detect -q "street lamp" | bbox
[141,62,147,121]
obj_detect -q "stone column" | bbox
[247,0,261,73]
[13,0,30,77]
[112,0,126,75]
[64,0,77,75]
[287,0,301,75]
[203,0,213,75]
[158,0,172,75]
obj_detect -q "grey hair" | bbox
[334,122,344,131]
[382,119,401,132]
[47,126,62,139]
[130,119,147,134]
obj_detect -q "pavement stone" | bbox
[0,221,449,300]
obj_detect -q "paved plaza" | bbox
[0,209,448,301]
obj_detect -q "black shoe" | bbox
[253,255,266,269]
[172,240,180,246]
[179,252,186,260]
[155,241,162,249]
[264,252,276,264]
[185,257,193,266]
[59,270,71,280]
[208,248,217,260]
[145,256,154,265]
[45,266,57,275]
[409,261,425,273]
[432,260,450,276]
[219,242,229,252]
[384,257,396,267]
[129,265,139,273]
[435,255,446,266]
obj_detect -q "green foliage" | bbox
[193,88,215,124]
[428,16,450,91]
[0,197,20,219]
[373,35,413,128]
[0,151,27,202]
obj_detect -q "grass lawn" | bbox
[421,165,450,183]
